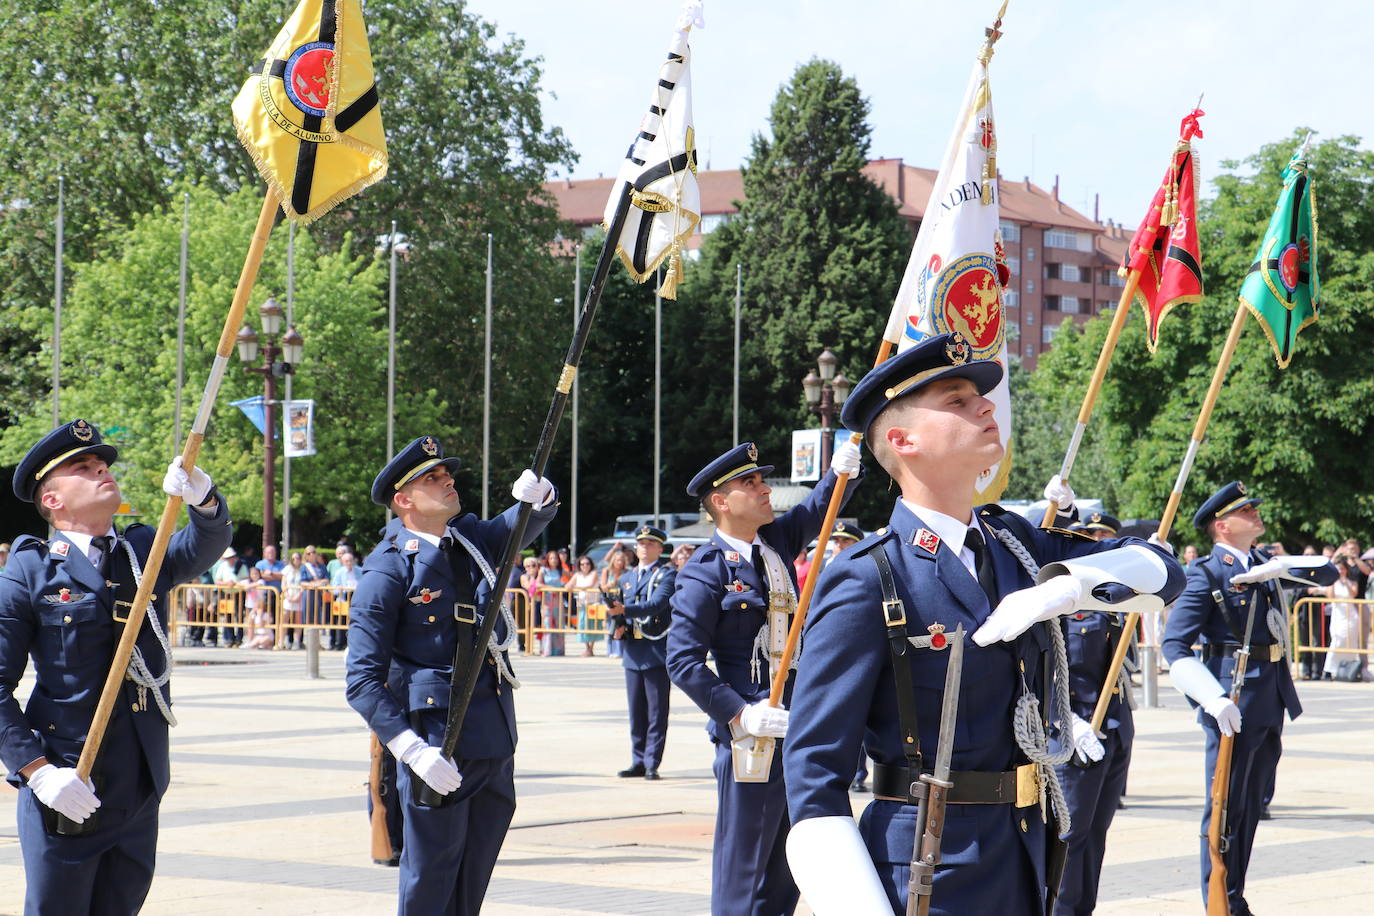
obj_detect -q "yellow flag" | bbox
[232,0,386,223]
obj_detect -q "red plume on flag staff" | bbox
[1121,108,1206,351]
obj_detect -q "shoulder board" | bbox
[694,541,723,560]
[849,527,896,558]
[978,504,1011,517]
[1044,525,1096,542]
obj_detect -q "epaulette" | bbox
[848,526,895,558]
[11,534,47,554]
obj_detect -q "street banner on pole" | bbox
[284,398,317,457]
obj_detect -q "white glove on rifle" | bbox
[973,575,1083,646]
[163,456,213,505]
[1068,712,1105,764]
[511,469,556,508]
[738,701,789,738]
[830,440,862,477]
[1042,474,1076,511]
[787,816,892,915]
[1170,657,1243,737]
[1202,696,1243,737]
[28,764,101,823]
[387,729,462,795]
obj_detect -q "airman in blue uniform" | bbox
[345,436,557,915]
[0,420,230,916]
[781,335,1184,916]
[1162,482,1335,916]
[667,439,863,916]
[611,524,676,780]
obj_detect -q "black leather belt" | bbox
[871,761,1037,807]
[1201,643,1282,663]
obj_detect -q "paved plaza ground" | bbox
[1,647,1371,915]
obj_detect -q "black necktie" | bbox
[751,545,770,598]
[964,527,997,600]
[90,535,114,574]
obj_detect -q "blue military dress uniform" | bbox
[1051,608,1133,916]
[346,438,556,916]
[1161,482,1332,916]
[667,443,861,916]
[0,420,231,916]
[785,503,1181,916]
[617,538,676,776]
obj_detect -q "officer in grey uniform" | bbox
[345,436,557,915]
[0,420,230,916]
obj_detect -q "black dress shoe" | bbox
[644,769,661,780]
[618,764,646,778]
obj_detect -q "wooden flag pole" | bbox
[77,190,281,780]
[1088,300,1249,734]
[1040,270,1141,528]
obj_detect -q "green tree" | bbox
[0,186,446,546]
[1013,132,1374,547]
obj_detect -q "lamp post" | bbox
[801,347,851,476]
[236,297,304,552]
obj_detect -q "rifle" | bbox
[368,734,393,864]
[1206,599,1257,915]
[909,625,965,916]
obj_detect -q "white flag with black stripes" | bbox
[602,0,703,299]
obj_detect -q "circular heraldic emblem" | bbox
[284,41,335,117]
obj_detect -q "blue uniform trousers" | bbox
[624,666,670,770]
[711,741,797,916]
[396,755,515,916]
[1053,723,1132,916]
[1199,717,1282,916]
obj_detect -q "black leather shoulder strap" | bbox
[869,544,921,778]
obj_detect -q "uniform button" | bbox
[1020,818,1028,833]
[425,697,434,705]
[131,703,139,712]
[427,615,436,623]
[739,603,747,609]
[63,615,72,623]
[1079,628,1087,634]
[47,724,55,731]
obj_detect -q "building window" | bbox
[1061,263,1081,282]
[1100,300,1114,313]
[1061,296,1080,314]
[1025,344,1034,357]
[1025,311,1034,325]
[1045,263,1060,280]
[1007,320,1020,339]
[1002,289,1019,308]
[699,213,730,234]
[1027,280,1035,293]
[1043,325,1058,344]
[1044,295,1060,311]
[999,221,1021,243]
[1101,269,1125,287]
[1026,247,1036,261]
[1045,229,1087,251]
[1008,257,1020,276]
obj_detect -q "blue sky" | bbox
[462,0,1369,226]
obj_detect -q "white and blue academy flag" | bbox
[883,50,1013,502]
[602,0,703,299]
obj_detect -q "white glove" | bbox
[1042,474,1076,511]
[787,816,892,915]
[1228,558,1285,585]
[973,575,1083,646]
[387,730,462,795]
[830,440,862,477]
[163,456,213,505]
[738,701,789,738]
[1202,696,1243,737]
[1068,712,1105,763]
[1147,533,1175,555]
[28,764,101,823]
[511,469,555,508]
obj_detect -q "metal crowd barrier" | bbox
[1290,596,1373,677]
[519,585,612,655]
[168,582,355,649]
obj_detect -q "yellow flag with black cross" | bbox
[232,0,387,224]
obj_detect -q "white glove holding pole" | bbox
[1170,657,1243,737]
[973,576,1083,645]
[738,701,789,738]
[787,816,892,915]
[28,764,101,823]
[387,729,462,795]
[1147,533,1175,555]
[1068,712,1105,763]
[1042,474,1076,511]
[830,440,862,477]
[511,469,555,508]
[162,456,213,505]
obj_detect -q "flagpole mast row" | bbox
[78,190,283,780]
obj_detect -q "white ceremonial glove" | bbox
[1230,555,1333,586]
[1042,474,1076,511]
[738,701,789,738]
[511,469,555,508]
[787,816,892,915]
[28,764,101,823]
[1147,533,1175,555]
[830,440,862,477]
[1202,696,1243,737]
[162,456,213,505]
[1228,558,1286,585]
[972,575,1083,646]
[1068,712,1105,764]
[387,730,462,795]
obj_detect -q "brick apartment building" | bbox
[546,158,1132,369]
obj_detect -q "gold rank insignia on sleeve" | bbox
[409,588,442,605]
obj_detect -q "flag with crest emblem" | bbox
[232,0,387,224]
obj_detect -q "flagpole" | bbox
[1088,301,1249,735]
[733,263,741,444]
[570,273,579,555]
[1039,270,1141,528]
[78,190,282,780]
[283,222,295,553]
[654,268,662,527]
[482,232,492,518]
[175,192,190,449]
[52,175,64,428]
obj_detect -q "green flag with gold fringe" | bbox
[1240,145,1319,368]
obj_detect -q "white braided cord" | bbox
[119,540,177,727]
[446,528,521,689]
